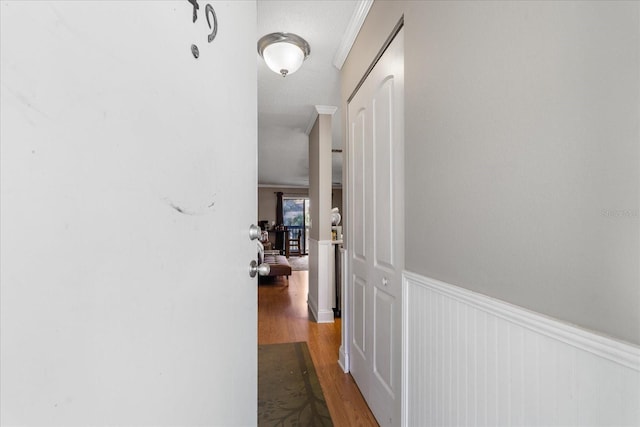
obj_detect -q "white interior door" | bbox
[347,28,405,427]
[0,2,257,425]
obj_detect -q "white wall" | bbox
[342,0,640,346]
[1,1,257,425]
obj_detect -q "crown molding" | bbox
[315,105,338,115]
[304,111,317,135]
[332,0,374,70]
[304,105,338,135]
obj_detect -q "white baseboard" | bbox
[402,271,640,427]
[315,309,335,324]
[338,345,349,373]
[307,294,319,321]
[307,295,334,324]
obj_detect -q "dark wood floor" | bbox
[258,271,379,427]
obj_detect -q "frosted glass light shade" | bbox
[263,42,305,77]
[258,32,310,77]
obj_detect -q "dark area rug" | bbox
[258,342,333,426]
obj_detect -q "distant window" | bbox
[283,199,305,227]
[282,197,310,255]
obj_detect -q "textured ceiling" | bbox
[257,0,358,187]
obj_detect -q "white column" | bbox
[307,105,337,323]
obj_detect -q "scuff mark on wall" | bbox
[166,200,196,215]
[2,83,49,119]
[163,195,216,216]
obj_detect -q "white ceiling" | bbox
[257,0,360,188]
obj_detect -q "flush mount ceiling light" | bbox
[258,32,310,77]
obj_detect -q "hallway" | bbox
[258,272,378,426]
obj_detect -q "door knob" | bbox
[249,260,270,277]
[249,224,262,240]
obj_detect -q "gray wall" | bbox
[309,115,334,241]
[342,1,639,345]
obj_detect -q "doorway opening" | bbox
[282,197,310,255]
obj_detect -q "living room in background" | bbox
[283,197,310,255]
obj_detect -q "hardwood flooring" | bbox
[258,271,379,427]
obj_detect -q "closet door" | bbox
[347,28,404,427]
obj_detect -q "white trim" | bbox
[338,346,349,373]
[258,183,342,189]
[403,271,640,426]
[401,269,409,427]
[317,240,335,323]
[307,293,335,323]
[403,271,640,371]
[315,105,338,115]
[332,0,374,70]
[305,105,338,135]
[307,294,319,321]
[315,309,336,324]
[308,239,336,324]
[257,183,309,189]
[338,248,350,373]
[304,113,316,135]
[316,239,334,246]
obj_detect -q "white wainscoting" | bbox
[308,239,335,323]
[402,271,640,427]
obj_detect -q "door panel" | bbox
[347,28,404,427]
[374,78,395,269]
[373,287,394,393]
[0,2,257,425]
[352,275,367,357]
[352,109,367,260]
